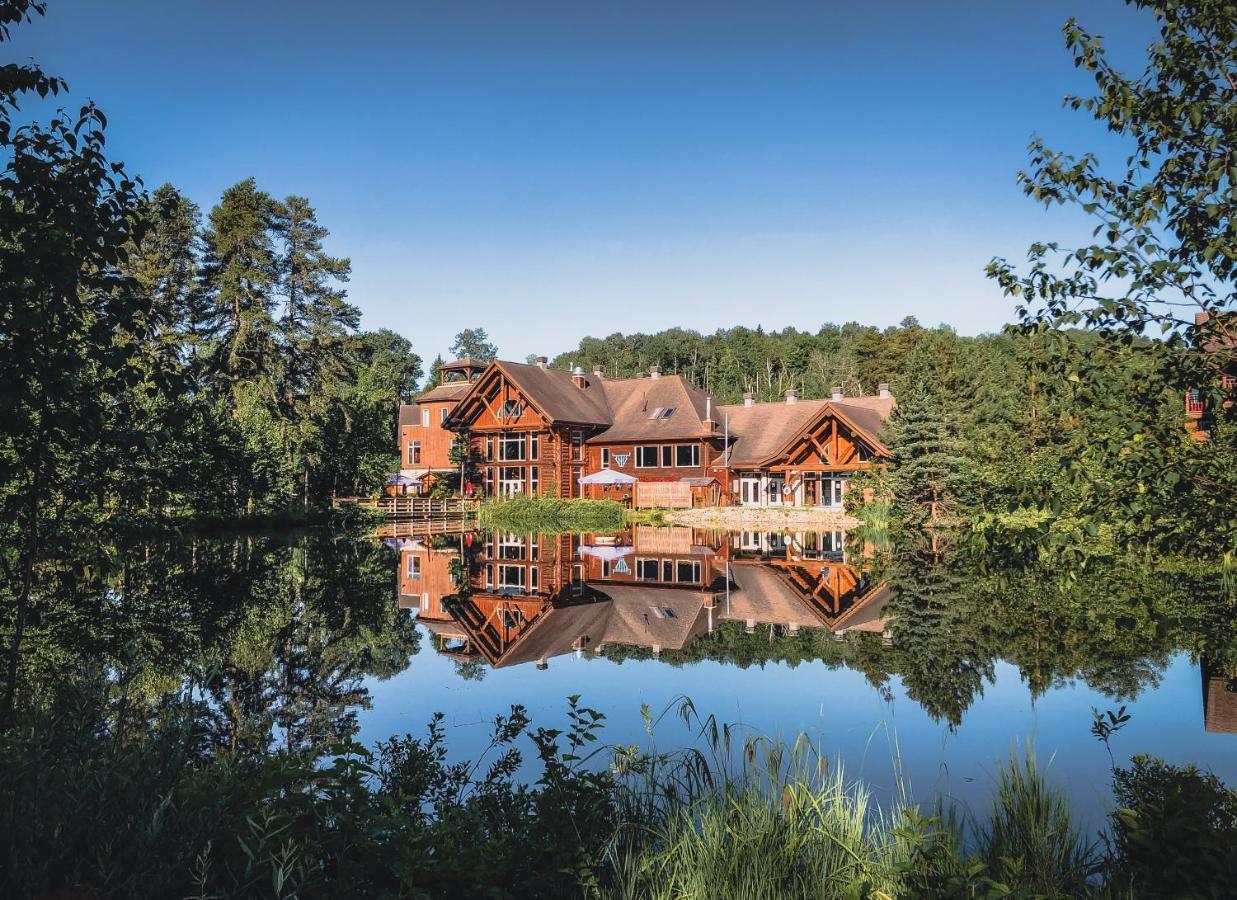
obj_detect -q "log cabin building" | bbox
[398,525,891,670]
[1185,311,1236,442]
[399,357,896,508]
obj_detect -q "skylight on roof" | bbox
[648,406,663,419]
[660,407,674,419]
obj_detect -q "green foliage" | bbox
[1108,754,1237,898]
[449,326,498,362]
[479,497,626,533]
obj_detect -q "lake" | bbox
[22,523,1235,827]
[359,524,1237,825]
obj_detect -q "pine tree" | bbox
[423,354,445,390]
[273,195,357,402]
[886,357,972,530]
[127,183,211,354]
[199,178,280,385]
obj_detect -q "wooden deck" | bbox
[333,495,480,520]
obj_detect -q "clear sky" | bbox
[11,1,1158,363]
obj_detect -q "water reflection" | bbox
[393,526,893,671]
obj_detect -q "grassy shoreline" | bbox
[478,496,626,532]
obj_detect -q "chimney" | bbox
[879,382,890,399]
[592,365,605,379]
[534,356,548,369]
[786,388,798,405]
[743,391,754,408]
[649,364,661,380]
[705,396,713,424]
[571,365,587,388]
[831,385,844,401]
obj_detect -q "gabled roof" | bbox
[446,360,718,437]
[591,375,717,442]
[715,395,895,467]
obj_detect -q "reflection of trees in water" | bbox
[593,542,1235,729]
[9,531,418,759]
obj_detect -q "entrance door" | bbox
[498,465,525,496]
[739,476,762,507]
[821,475,847,508]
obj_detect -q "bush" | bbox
[1108,754,1237,898]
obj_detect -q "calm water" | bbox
[357,525,1237,822]
[25,524,1235,825]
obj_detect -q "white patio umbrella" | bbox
[580,545,634,560]
[578,469,638,485]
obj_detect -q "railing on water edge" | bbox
[331,495,480,520]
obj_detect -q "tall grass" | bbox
[601,699,1097,899]
[478,497,625,532]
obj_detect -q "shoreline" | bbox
[662,506,859,531]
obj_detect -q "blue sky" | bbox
[12,1,1157,363]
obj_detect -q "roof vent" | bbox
[571,366,587,389]
[743,391,754,408]
[786,389,798,405]
[534,356,548,369]
[831,385,844,401]
[649,364,661,380]
[879,382,890,400]
[592,365,605,379]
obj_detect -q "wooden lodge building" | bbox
[397,357,896,509]
[396,525,890,670]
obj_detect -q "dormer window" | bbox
[501,399,523,419]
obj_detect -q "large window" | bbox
[675,444,700,468]
[636,558,659,580]
[406,555,421,579]
[499,465,525,496]
[676,561,701,583]
[497,565,527,593]
[498,432,525,461]
[636,446,659,468]
[406,441,422,465]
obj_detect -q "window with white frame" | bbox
[499,432,525,461]
[660,446,673,467]
[440,407,449,424]
[601,448,611,468]
[635,558,658,581]
[675,560,701,583]
[675,444,700,467]
[422,408,430,427]
[500,399,523,420]
[635,446,659,468]
[529,432,539,460]
[406,555,421,579]
[406,441,422,465]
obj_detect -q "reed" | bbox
[478,497,625,532]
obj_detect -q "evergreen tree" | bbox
[449,327,497,362]
[127,183,209,353]
[423,353,446,390]
[273,195,357,406]
[885,356,972,530]
[199,178,280,386]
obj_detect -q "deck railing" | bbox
[333,495,480,519]
[1186,390,1206,418]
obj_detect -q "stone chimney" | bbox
[743,391,754,408]
[592,365,605,379]
[571,366,587,388]
[786,388,798,405]
[534,356,548,369]
[831,385,844,401]
[879,382,890,399]
[649,364,661,380]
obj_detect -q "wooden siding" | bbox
[401,399,458,471]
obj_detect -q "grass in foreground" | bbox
[478,496,625,532]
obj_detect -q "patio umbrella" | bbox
[578,469,638,485]
[580,545,634,561]
[385,473,422,487]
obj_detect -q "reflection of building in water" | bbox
[1202,662,1237,734]
[395,526,893,671]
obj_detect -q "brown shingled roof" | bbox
[715,395,895,467]
[591,375,717,442]
[494,360,614,425]
[417,382,472,403]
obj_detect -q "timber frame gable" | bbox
[444,362,556,432]
[760,402,889,472]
